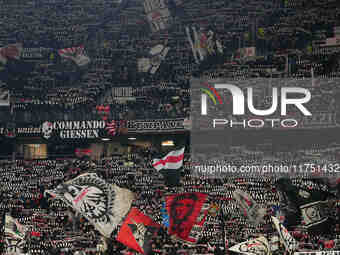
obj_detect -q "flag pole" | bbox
[10,97,16,165]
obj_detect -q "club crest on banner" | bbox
[165,192,209,244]
[300,201,329,229]
[45,173,134,238]
[117,207,160,254]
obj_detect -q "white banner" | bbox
[229,236,271,255]
[45,173,135,238]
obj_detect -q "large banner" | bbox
[117,207,160,254]
[0,118,186,139]
[126,118,185,133]
[45,173,135,238]
[3,112,340,140]
[165,193,209,244]
[41,120,106,139]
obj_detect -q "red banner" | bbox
[116,208,160,254]
[165,193,209,244]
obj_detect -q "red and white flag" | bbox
[152,147,185,171]
[75,148,92,158]
[105,120,117,136]
[58,45,90,66]
[0,43,23,64]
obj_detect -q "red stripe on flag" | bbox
[153,154,184,168]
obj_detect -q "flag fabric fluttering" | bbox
[116,207,160,255]
[0,43,23,65]
[45,173,135,238]
[233,189,266,226]
[229,236,271,255]
[58,45,90,67]
[300,201,330,229]
[271,216,299,254]
[152,147,184,171]
[5,215,26,240]
[185,26,223,64]
[137,44,170,74]
[165,192,209,244]
[153,147,185,187]
[275,178,332,233]
[4,215,27,255]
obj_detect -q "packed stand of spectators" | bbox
[0,142,340,254]
[0,0,340,122]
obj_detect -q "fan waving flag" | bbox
[165,192,209,244]
[58,45,90,66]
[271,216,299,254]
[152,147,184,171]
[117,207,160,255]
[45,173,135,238]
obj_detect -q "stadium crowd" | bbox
[0,0,340,254]
[0,0,339,122]
[0,143,339,254]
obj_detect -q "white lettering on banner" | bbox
[47,120,106,139]
[17,128,41,134]
[59,130,99,139]
[127,119,184,132]
[21,48,45,59]
[53,121,105,130]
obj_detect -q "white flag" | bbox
[4,215,27,255]
[152,147,185,171]
[233,189,266,225]
[229,236,271,255]
[137,44,170,74]
[271,216,299,254]
[45,173,134,238]
[5,215,26,240]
